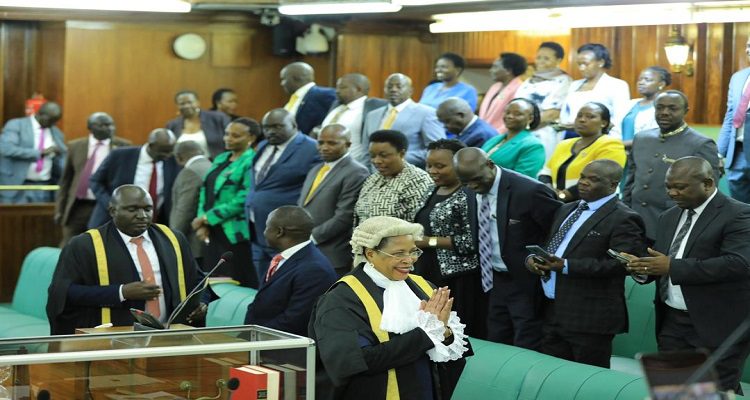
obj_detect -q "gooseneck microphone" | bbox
[166,251,233,327]
[195,377,240,400]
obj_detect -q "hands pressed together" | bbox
[191,216,210,243]
[419,287,454,339]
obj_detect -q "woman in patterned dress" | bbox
[413,139,484,338]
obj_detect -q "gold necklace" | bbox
[659,123,688,139]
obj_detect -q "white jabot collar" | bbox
[363,262,421,334]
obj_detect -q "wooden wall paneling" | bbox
[57,21,330,144]
[35,22,66,111]
[211,30,254,68]
[2,21,39,123]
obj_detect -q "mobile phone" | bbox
[525,245,553,259]
[607,249,631,264]
[638,350,723,400]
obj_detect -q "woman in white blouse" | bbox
[557,43,631,140]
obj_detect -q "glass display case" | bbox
[0,325,315,400]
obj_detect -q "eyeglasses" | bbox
[376,248,423,261]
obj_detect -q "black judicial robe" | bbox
[46,222,201,335]
[308,264,469,400]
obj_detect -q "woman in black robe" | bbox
[308,216,471,400]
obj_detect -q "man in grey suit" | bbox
[169,140,212,261]
[623,90,720,240]
[298,124,369,275]
[0,101,66,203]
[361,73,445,169]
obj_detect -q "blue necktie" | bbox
[478,195,494,292]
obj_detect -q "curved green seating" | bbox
[206,283,257,327]
[0,247,60,338]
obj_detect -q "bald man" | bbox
[0,101,67,203]
[319,73,387,158]
[89,128,179,228]
[48,185,204,335]
[56,112,132,246]
[362,73,445,169]
[437,97,498,147]
[280,61,336,135]
[626,157,750,393]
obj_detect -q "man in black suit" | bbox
[454,147,561,348]
[89,128,178,228]
[626,157,750,393]
[244,206,336,336]
[526,160,647,368]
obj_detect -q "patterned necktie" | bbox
[130,236,160,318]
[265,254,285,282]
[36,127,46,172]
[75,141,104,199]
[546,201,589,254]
[381,108,399,129]
[284,94,299,112]
[304,164,331,205]
[256,146,278,183]
[149,162,158,221]
[733,83,750,129]
[661,209,696,301]
[478,195,494,292]
[329,105,348,124]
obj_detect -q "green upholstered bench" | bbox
[455,338,649,399]
[0,247,60,338]
[206,282,257,327]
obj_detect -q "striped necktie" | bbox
[478,195,494,292]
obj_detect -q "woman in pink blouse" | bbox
[478,52,528,133]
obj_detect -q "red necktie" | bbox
[149,162,158,221]
[75,141,104,199]
[130,236,160,318]
[265,254,284,282]
[732,82,750,129]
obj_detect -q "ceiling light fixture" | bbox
[429,2,750,33]
[0,0,191,12]
[279,0,401,15]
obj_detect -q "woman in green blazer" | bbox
[481,98,546,178]
[192,117,261,288]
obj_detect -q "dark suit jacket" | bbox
[547,197,647,335]
[458,118,498,147]
[244,242,337,336]
[88,146,179,228]
[55,136,132,225]
[244,134,321,247]
[298,155,369,270]
[467,168,562,289]
[296,86,336,135]
[166,109,230,158]
[649,192,750,347]
[47,222,200,335]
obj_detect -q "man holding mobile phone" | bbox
[526,159,647,368]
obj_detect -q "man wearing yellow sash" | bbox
[309,216,470,400]
[47,185,205,335]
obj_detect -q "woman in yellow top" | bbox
[539,102,625,202]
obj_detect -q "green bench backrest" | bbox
[11,247,61,320]
[206,283,257,327]
[612,279,658,358]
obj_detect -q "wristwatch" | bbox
[428,237,438,247]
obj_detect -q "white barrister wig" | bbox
[351,216,424,266]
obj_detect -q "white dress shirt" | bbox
[475,166,508,272]
[133,145,165,209]
[26,116,55,181]
[665,188,718,310]
[116,229,167,321]
[82,135,112,200]
[273,240,311,274]
[322,95,367,147]
[176,130,209,156]
[287,82,316,117]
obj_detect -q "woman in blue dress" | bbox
[419,52,478,111]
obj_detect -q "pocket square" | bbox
[509,219,521,225]
[586,230,601,237]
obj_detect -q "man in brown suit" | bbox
[55,112,131,246]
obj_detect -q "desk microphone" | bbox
[195,377,240,400]
[165,251,233,327]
